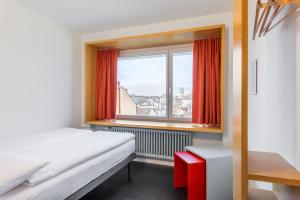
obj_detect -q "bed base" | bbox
[65,153,136,200]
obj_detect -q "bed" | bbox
[0,128,136,200]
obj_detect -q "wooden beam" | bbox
[220,25,226,133]
[277,0,300,5]
[84,44,97,123]
[233,0,248,199]
[86,25,224,51]
[86,25,224,44]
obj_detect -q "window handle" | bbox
[169,88,172,96]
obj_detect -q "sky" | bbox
[118,52,192,96]
[173,52,193,95]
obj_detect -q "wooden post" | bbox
[233,0,249,199]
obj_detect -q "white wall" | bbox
[83,12,233,145]
[248,2,298,166]
[248,0,300,194]
[0,0,82,138]
[295,13,300,173]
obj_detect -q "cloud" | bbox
[118,52,192,96]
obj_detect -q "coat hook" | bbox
[253,0,300,40]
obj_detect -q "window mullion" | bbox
[167,50,173,120]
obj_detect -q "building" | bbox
[116,85,137,115]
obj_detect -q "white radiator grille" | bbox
[110,127,192,161]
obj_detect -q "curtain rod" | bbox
[97,47,117,51]
[193,34,222,40]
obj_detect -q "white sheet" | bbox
[0,151,47,195]
[0,139,135,200]
[0,128,93,152]
[26,131,134,185]
[0,128,135,185]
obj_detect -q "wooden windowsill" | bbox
[86,120,223,133]
[248,151,300,186]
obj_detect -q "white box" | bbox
[186,144,233,200]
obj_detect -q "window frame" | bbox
[117,44,193,122]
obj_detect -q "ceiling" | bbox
[14,0,232,32]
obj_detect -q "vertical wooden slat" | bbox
[220,24,226,133]
[233,0,248,199]
[84,44,97,123]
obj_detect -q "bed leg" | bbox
[127,163,131,181]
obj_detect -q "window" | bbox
[117,54,167,118]
[117,45,193,121]
[171,52,193,119]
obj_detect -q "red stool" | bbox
[174,152,206,200]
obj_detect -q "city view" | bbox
[116,51,193,119]
[117,84,192,118]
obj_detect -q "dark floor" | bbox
[80,162,187,200]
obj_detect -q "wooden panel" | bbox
[84,44,97,122]
[248,151,300,186]
[87,120,223,133]
[84,24,226,133]
[220,25,226,133]
[233,0,249,199]
[87,25,224,51]
[248,188,278,200]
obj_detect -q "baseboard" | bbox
[134,157,174,167]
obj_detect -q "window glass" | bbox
[172,52,193,119]
[116,46,193,121]
[117,54,167,117]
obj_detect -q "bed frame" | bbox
[66,153,136,200]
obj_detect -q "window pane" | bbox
[172,52,193,119]
[117,54,167,117]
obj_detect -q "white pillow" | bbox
[0,151,48,195]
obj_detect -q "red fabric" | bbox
[192,37,221,126]
[96,49,118,120]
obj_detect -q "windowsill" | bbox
[86,120,223,133]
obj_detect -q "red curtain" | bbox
[96,49,118,120]
[192,37,221,126]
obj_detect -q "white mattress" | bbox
[0,128,135,186]
[0,139,135,200]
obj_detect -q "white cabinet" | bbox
[186,144,233,200]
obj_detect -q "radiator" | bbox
[110,127,192,161]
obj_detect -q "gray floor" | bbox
[80,162,187,200]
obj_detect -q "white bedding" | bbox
[0,128,135,185]
[0,128,93,152]
[0,151,47,195]
[0,140,135,200]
